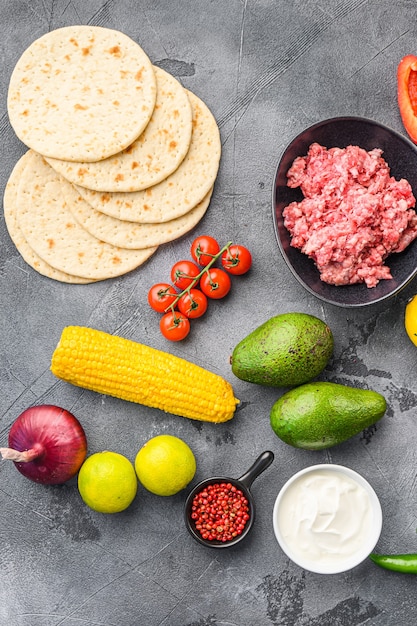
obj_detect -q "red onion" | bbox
[0,405,87,485]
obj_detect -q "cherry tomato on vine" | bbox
[178,289,208,319]
[159,311,190,341]
[221,244,252,275]
[191,235,220,266]
[148,282,178,313]
[200,268,231,299]
[170,260,200,290]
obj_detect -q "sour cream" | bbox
[273,465,382,574]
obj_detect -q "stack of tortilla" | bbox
[4,25,221,283]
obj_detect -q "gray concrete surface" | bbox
[1,1,417,624]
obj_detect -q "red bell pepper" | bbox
[398,54,417,144]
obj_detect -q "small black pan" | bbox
[184,450,274,549]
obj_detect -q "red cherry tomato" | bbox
[148,282,178,313]
[221,244,252,275]
[170,260,200,290]
[159,311,190,341]
[191,235,220,266]
[200,268,231,299]
[178,289,208,319]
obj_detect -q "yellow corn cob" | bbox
[51,326,239,423]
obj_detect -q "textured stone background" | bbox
[1,1,417,624]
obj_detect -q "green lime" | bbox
[135,434,196,496]
[78,451,138,513]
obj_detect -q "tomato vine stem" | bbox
[165,241,233,313]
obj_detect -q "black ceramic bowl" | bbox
[184,451,274,549]
[272,116,417,307]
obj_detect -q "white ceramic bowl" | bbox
[273,464,382,574]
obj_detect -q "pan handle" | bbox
[238,450,274,490]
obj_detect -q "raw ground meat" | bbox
[283,142,417,287]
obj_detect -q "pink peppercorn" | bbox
[191,482,250,542]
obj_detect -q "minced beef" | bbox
[283,142,417,288]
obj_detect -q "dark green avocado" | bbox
[231,312,333,387]
[270,381,387,450]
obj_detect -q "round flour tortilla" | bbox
[3,154,94,284]
[16,151,157,280]
[45,66,193,192]
[74,90,221,223]
[66,186,213,248]
[7,26,157,162]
